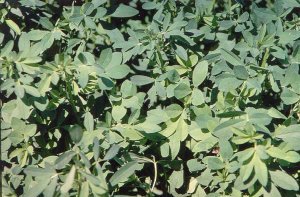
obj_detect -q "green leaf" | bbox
[206,157,225,170]
[270,170,299,191]
[79,182,89,197]
[103,144,120,160]
[61,165,76,193]
[220,48,243,66]
[193,61,208,87]
[233,65,249,80]
[279,30,300,44]
[23,178,50,197]
[121,80,137,97]
[15,83,25,98]
[99,48,112,68]
[167,69,180,82]
[165,104,183,118]
[18,34,30,52]
[93,138,99,160]
[169,136,181,160]
[69,125,83,143]
[197,169,214,186]
[111,4,139,18]
[281,88,299,105]
[136,121,161,133]
[84,112,94,132]
[274,125,300,150]
[109,161,142,186]
[169,170,184,189]
[78,52,95,65]
[130,75,155,86]
[106,64,130,79]
[1,40,14,57]
[161,114,188,141]
[187,159,204,172]
[216,111,246,118]
[38,75,52,96]
[284,151,300,163]
[218,77,243,92]
[98,77,115,90]
[246,107,272,126]
[43,176,58,197]
[6,19,21,35]
[191,89,205,106]
[254,155,268,187]
[112,105,127,122]
[24,167,55,177]
[142,2,159,10]
[174,83,192,99]
[219,139,233,160]
[267,108,287,119]
[55,151,76,170]
[214,119,244,139]
[23,85,41,97]
[267,147,300,163]
[252,6,277,24]
[175,45,188,61]
[21,57,42,64]
[263,183,281,197]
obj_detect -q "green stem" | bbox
[151,156,158,192]
[104,90,113,106]
[261,48,269,68]
[65,74,81,124]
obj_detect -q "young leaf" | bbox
[69,125,83,143]
[106,64,130,79]
[1,40,14,57]
[24,167,55,177]
[254,155,268,187]
[112,105,127,122]
[175,45,188,61]
[84,112,94,132]
[38,75,52,96]
[233,65,249,80]
[99,48,112,68]
[219,139,233,160]
[61,165,76,193]
[111,4,139,18]
[174,83,192,99]
[220,48,243,66]
[207,157,225,170]
[23,178,50,197]
[270,170,299,191]
[191,89,205,106]
[130,75,154,86]
[6,19,21,35]
[103,144,120,161]
[79,182,89,197]
[192,61,208,87]
[169,137,181,160]
[109,161,141,186]
[55,151,76,170]
[281,88,299,105]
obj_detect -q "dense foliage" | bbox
[1,0,300,196]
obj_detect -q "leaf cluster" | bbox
[1,0,300,196]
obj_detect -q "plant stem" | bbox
[151,156,158,192]
[104,90,113,106]
[65,74,81,124]
[261,48,269,68]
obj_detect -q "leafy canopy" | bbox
[1,0,300,196]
